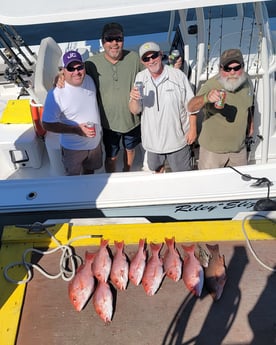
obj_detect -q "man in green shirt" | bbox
[85,23,144,172]
[188,49,254,169]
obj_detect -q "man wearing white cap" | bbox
[129,42,197,173]
[43,50,102,175]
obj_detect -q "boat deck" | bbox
[1,217,276,345]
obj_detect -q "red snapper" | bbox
[142,242,164,296]
[129,238,146,286]
[68,251,96,312]
[182,244,204,297]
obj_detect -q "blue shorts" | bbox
[103,126,141,158]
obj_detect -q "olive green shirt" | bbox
[85,50,143,133]
[197,74,253,153]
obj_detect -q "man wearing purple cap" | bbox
[188,48,254,169]
[42,50,102,175]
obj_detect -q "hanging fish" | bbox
[110,240,129,290]
[68,251,96,312]
[93,280,113,323]
[163,237,182,282]
[129,238,147,286]
[142,242,164,296]
[194,243,210,268]
[92,238,112,283]
[204,243,227,301]
[182,244,204,297]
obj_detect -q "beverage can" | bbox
[86,121,96,132]
[135,81,144,99]
[214,89,226,109]
[169,49,180,66]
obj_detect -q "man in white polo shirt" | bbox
[43,50,102,175]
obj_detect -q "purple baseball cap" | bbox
[63,50,83,67]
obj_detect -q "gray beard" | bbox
[218,72,247,92]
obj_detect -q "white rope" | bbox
[3,228,101,284]
[241,214,276,272]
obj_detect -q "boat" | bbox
[0,0,276,225]
[0,2,276,344]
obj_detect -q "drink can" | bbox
[135,81,144,99]
[86,121,96,132]
[214,89,226,109]
[171,49,180,59]
[169,49,180,66]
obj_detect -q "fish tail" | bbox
[138,238,146,248]
[181,243,195,254]
[114,240,124,251]
[100,238,109,247]
[150,242,163,254]
[85,251,96,262]
[165,237,175,248]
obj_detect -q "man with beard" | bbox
[187,49,254,169]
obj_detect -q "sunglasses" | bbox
[104,36,123,43]
[222,64,243,72]
[66,65,85,72]
[142,51,160,62]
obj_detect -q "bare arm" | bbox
[187,89,222,113]
[185,114,197,145]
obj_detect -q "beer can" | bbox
[214,89,226,109]
[135,81,144,99]
[86,121,96,132]
[169,49,180,66]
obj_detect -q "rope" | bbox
[3,227,102,284]
[241,214,276,272]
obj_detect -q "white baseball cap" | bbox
[139,42,160,58]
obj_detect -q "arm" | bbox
[42,121,94,137]
[42,121,82,134]
[185,114,197,145]
[187,89,223,113]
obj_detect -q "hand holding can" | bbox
[86,121,96,137]
[135,81,144,99]
[168,49,180,66]
[214,89,226,109]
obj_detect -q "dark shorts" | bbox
[147,145,192,172]
[103,126,141,158]
[61,143,102,175]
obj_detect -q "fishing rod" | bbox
[0,49,29,87]
[5,25,36,58]
[0,24,34,66]
[219,7,223,59]
[0,33,32,76]
[206,7,212,80]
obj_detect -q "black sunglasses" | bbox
[222,64,243,72]
[142,51,160,62]
[104,36,123,43]
[66,65,85,72]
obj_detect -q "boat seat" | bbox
[34,36,62,104]
[31,37,65,175]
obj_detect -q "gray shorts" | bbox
[198,146,247,169]
[62,143,102,175]
[147,146,192,172]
